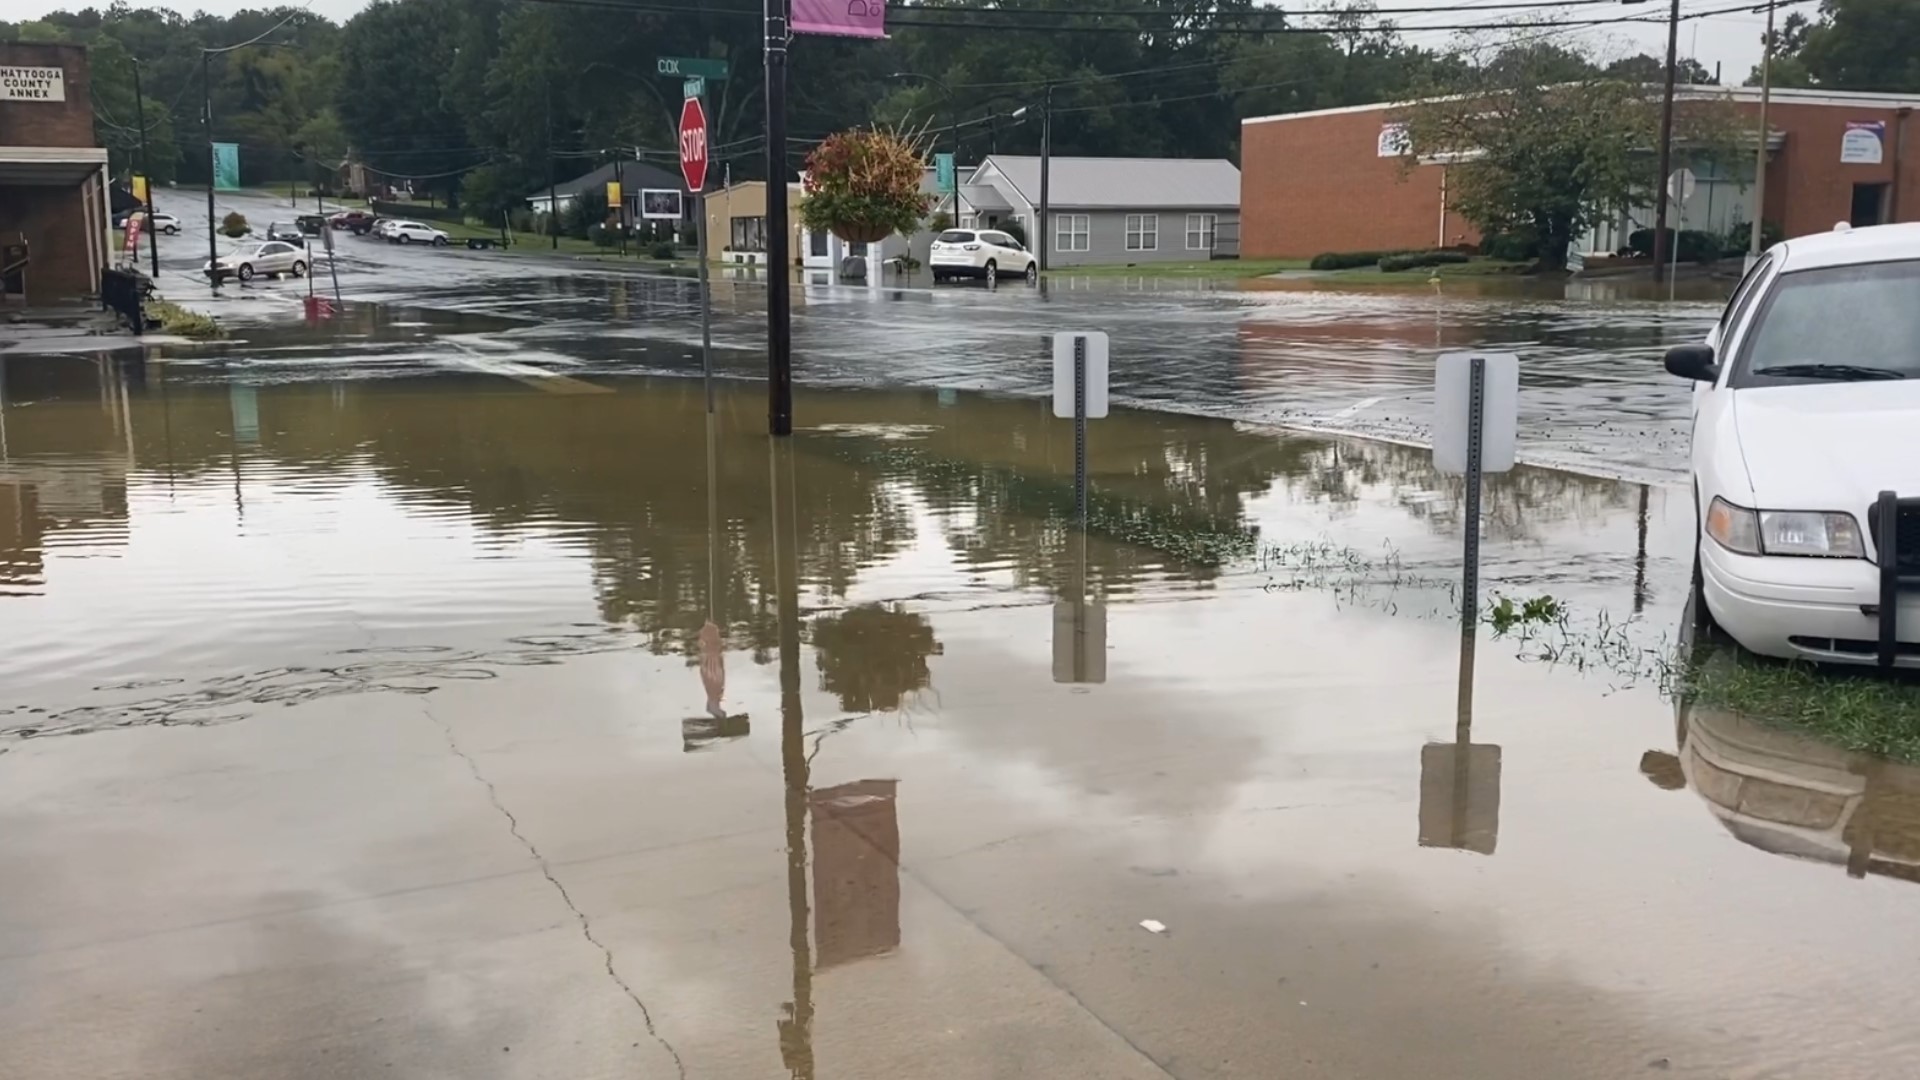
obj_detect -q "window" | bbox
[935,230,976,244]
[1185,213,1217,252]
[1737,259,1920,382]
[1125,214,1158,251]
[731,215,766,252]
[1055,214,1089,253]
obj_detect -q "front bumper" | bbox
[1701,525,1920,668]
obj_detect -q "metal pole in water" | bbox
[1460,356,1485,632]
[1074,334,1088,531]
[698,188,714,413]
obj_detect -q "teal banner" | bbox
[212,142,241,191]
[934,152,954,195]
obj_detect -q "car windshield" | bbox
[1746,258,1920,378]
[936,230,974,244]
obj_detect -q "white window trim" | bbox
[1125,213,1159,252]
[1055,213,1090,253]
[1185,213,1217,252]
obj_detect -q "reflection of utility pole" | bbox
[771,438,813,1080]
[1633,483,1651,614]
[1651,0,1682,284]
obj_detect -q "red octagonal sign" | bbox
[679,97,709,193]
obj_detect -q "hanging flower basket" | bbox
[799,126,932,246]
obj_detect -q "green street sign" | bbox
[683,76,705,100]
[657,57,729,80]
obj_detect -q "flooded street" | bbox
[6,333,1920,1078]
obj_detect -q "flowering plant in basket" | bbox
[799,126,932,244]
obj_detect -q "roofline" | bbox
[1243,83,1920,127]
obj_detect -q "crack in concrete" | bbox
[425,702,688,1079]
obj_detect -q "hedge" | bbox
[1378,250,1471,272]
[369,198,464,224]
[1627,227,1721,264]
[1310,249,1400,271]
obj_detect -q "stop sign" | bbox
[679,96,709,193]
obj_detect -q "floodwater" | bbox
[5,352,1920,1079]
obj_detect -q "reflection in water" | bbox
[1419,575,1503,855]
[810,605,939,713]
[810,779,901,969]
[774,438,815,1080]
[1674,635,1920,885]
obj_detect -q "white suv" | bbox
[1669,222,1920,668]
[387,221,450,246]
[930,228,1037,285]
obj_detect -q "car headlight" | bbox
[1706,497,1863,557]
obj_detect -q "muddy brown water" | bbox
[3,356,1917,1078]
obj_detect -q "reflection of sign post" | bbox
[1052,600,1106,684]
[1419,743,1502,854]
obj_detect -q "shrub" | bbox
[651,241,677,259]
[507,208,534,234]
[799,126,933,242]
[1722,219,1784,256]
[588,223,612,247]
[927,211,953,233]
[1378,250,1471,272]
[1001,219,1027,247]
[1627,227,1722,263]
[143,299,223,339]
[220,211,248,238]
[1310,249,1397,271]
[1480,230,1540,262]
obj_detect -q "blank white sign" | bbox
[1052,331,1109,419]
[1432,352,1519,475]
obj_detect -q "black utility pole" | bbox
[132,58,159,278]
[546,89,558,250]
[1038,84,1053,274]
[1651,0,1681,284]
[615,154,627,257]
[203,50,219,293]
[765,0,793,436]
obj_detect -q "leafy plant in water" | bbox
[800,125,933,243]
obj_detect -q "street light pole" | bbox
[1039,83,1053,274]
[1749,0,1776,258]
[765,0,793,436]
[1651,0,1681,285]
[131,58,159,278]
[203,49,219,293]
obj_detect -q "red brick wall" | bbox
[0,42,95,147]
[1240,105,1479,259]
[1762,101,1920,237]
[1240,96,1920,260]
[0,184,99,302]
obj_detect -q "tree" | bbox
[335,0,477,200]
[1401,44,1673,270]
[1762,0,1920,92]
[1605,53,1716,85]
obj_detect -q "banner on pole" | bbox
[792,0,886,38]
[606,180,622,208]
[131,174,149,204]
[212,142,241,191]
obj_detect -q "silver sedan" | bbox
[203,241,308,283]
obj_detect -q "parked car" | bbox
[295,214,327,236]
[263,221,306,245]
[203,240,308,282]
[330,210,375,234]
[386,221,450,246]
[148,212,182,235]
[1668,221,1920,669]
[929,228,1037,285]
[371,217,399,238]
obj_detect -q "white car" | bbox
[386,221,449,246]
[147,212,181,235]
[1670,221,1920,668]
[203,240,308,282]
[930,228,1037,285]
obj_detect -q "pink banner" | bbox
[792,0,886,38]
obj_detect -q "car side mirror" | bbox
[1664,344,1718,382]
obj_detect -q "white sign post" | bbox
[1666,168,1695,301]
[1433,351,1519,633]
[1053,330,1109,527]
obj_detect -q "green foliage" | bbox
[369,198,462,223]
[1377,250,1470,272]
[1759,1,1920,92]
[650,241,678,259]
[220,211,248,237]
[1402,41,1739,270]
[142,300,223,339]
[1000,219,1027,247]
[800,128,931,241]
[927,211,953,233]
[1487,593,1564,635]
[1480,230,1540,263]
[1627,228,1723,263]
[1724,218,1784,255]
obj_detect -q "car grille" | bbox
[1867,498,1920,572]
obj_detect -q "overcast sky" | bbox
[13,0,1775,86]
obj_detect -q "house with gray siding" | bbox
[951,155,1241,267]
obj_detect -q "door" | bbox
[1851,183,1889,227]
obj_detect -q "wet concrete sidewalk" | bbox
[5,361,1919,1079]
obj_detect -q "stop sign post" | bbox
[681,93,714,412]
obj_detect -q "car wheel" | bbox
[291,260,307,278]
[984,260,997,286]
[237,264,254,282]
[433,236,448,247]
[1024,261,1038,285]
[397,234,411,244]
[164,225,180,235]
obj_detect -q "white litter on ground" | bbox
[1139,919,1167,934]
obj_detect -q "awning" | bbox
[0,146,108,186]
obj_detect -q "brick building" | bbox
[1,41,112,304]
[1240,86,1920,259]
